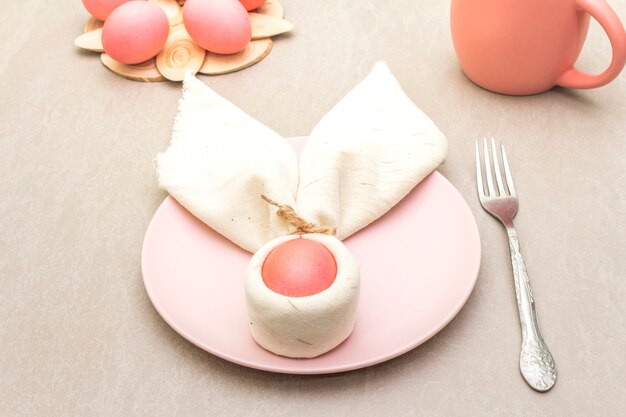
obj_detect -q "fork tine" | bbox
[490,138,506,196]
[483,138,496,197]
[475,140,486,198]
[501,143,517,196]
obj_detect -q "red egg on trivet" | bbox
[82,0,140,21]
[240,0,267,11]
[262,238,337,297]
[183,0,251,54]
[102,1,170,65]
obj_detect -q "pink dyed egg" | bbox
[82,0,141,21]
[183,0,251,54]
[262,239,337,297]
[240,0,266,11]
[102,1,169,65]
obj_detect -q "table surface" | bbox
[2,1,625,416]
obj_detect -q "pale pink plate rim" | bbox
[141,140,481,375]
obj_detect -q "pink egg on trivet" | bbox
[262,238,337,297]
[183,0,251,54]
[82,0,141,21]
[102,1,170,65]
[240,0,267,11]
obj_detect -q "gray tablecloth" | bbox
[1,1,625,415]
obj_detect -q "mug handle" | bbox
[556,0,626,89]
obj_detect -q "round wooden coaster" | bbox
[101,54,166,82]
[149,0,183,25]
[74,29,103,52]
[250,13,293,40]
[83,17,104,33]
[156,25,205,81]
[257,0,284,18]
[199,39,273,75]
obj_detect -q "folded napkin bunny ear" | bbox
[157,63,447,253]
[296,62,448,240]
[156,73,299,252]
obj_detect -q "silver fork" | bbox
[475,138,557,392]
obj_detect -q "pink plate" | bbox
[141,137,481,374]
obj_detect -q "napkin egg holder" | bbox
[156,62,448,358]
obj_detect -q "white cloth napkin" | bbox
[156,62,448,253]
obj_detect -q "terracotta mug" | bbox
[450,0,626,95]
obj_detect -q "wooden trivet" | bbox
[75,0,292,82]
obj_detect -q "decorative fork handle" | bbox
[506,228,557,392]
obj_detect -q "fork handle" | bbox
[506,228,557,392]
